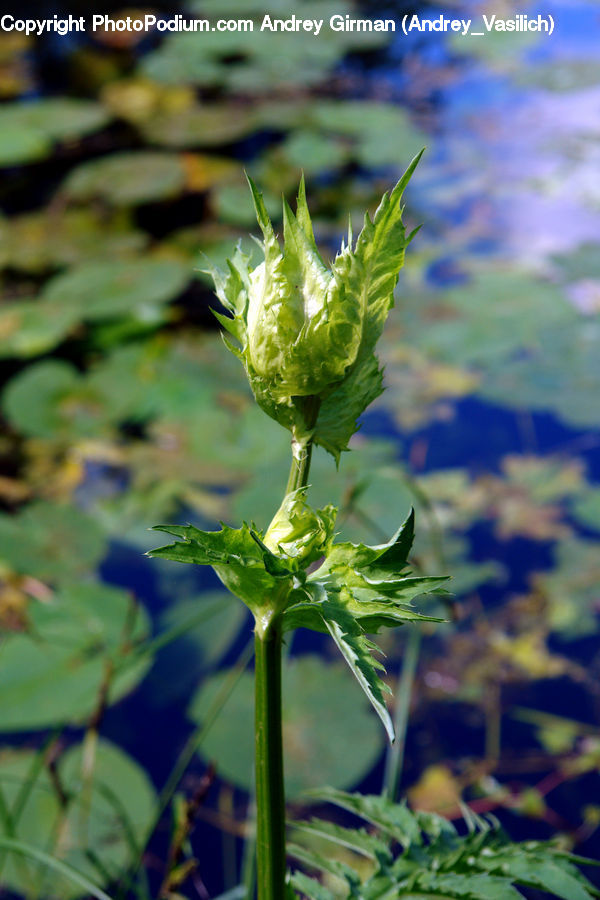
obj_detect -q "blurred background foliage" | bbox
[0,0,599,897]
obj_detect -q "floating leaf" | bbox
[62,152,187,205]
[531,537,600,637]
[189,655,384,796]
[140,104,258,148]
[0,580,150,730]
[308,100,427,167]
[573,487,600,532]
[0,208,147,274]
[0,501,105,582]
[0,739,155,898]
[0,124,50,166]
[141,3,386,92]
[3,361,89,439]
[0,99,109,166]
[42,258,190,322]
[0,298,80,358]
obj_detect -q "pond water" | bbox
[1,1,599,897]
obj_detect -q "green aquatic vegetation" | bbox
[289,788,599,899]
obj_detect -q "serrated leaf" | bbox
[291,818,390,862]
[415,871,523,898]
[289,871,336,900]
[304,788,423,849]
[148,521,292,617]
[288,842,361,889]
[318,593,395,742]
[290,791,598,900]
[488,857,595,900]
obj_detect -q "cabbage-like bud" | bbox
[204,153,423,461]
[264,488,336,568]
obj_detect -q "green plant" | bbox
[148,162,599,900]
[149,154,440,894]
[289,788,599,899]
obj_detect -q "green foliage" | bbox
[289,789,600,899]
[189,656,384,796]
[0,12,599,900]
[62,151,188,206]
[0,99,109,165]
[0,580,150,730]
[141,1,385,92]
[0,502,106,581]
[0,740,156,899]
[284,509,446,741]
[150,505,446,740]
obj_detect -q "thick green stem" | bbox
[286,396,320,494]
[254,397,319,897]
[254,619,286,900]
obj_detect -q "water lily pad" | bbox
[480,315,600,429]
[308,101,427,167]
[0,501,106,582]
[402,271,577,369]
[141,104,258,147]
[3,360,86,439]
[532,538,600,637]
[0,124,50,166]
[42,258,190,322]
[0,739,155,898]
[0,299,80,358]
[277,130,351,174]
[62,152,187,205]
[0,580,150,731]
[0,209,147,273]
[573,488,600,532]
[141,4,386,92]
[0,98,110,141]
[189,655,384,796]
[0,99,109,166]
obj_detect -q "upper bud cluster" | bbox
[204,153,423,461]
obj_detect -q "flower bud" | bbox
[204,153,423,461]
[264,488,336,568]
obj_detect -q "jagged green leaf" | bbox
[303,788,423,849]
[148,521,293,617]
[291,818,390,862]
[289,871,336,900]
[317,592,395,742]
[288,842,361,890]
[290,791,598,900]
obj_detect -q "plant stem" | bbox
[286,396,320,494]
[256,399,319,897]
[254,619,286,900]
[383,625,421,802]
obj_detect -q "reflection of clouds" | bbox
[566,279,600,314]
[492,85,600,259]
[413,21,600,264]
[499,190,600,259]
